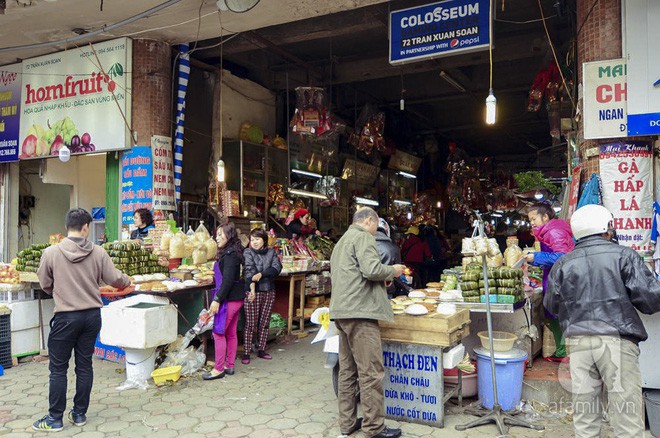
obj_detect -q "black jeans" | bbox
[48,308,102,419]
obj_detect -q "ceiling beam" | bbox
[267,31,547,88]
[217,9,387,56]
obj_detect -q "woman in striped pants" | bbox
[242,229,282,364]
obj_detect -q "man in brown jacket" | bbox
[33,208,130,433]
[330,207,405,438]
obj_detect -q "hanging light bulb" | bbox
[400,98,405,111]
[436,201,442,208]
[534,191,544,200]
[58,145,71,162]
[216,158,225,182]
[406,212,413,220]
[485,88,497,125]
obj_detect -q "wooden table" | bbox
[274,273,307,336]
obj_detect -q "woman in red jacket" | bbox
[400,225,431,287]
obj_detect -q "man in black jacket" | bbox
[545,204,660,438]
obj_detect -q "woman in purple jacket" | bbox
[526,203,575,362]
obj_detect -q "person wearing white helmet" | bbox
[545,204,660,438]
[375,218,402,298]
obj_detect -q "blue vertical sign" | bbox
[0,64,21,162]
[389,0,490,65]
[121,146,153,225]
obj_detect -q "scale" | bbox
[455,213,544,435]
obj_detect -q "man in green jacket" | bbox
[330,207,406,438]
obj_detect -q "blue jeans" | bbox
[48,308,102,419]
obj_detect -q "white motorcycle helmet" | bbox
[378,218,391,238]
[571,204,614,240]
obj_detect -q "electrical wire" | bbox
[488,0,494,92]
[537,0,576,110]
[0,0,185,54]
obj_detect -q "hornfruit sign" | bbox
[19,37,132,160]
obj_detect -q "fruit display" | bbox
[101,241,168,276]
[0,264,20,284]
[15,243,51,272]
[20,116,95,159]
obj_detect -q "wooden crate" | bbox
[379,309,470,347]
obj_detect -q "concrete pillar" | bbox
[576,0,622,177]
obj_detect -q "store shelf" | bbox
[243,191,267,197]
[453,302,516,314]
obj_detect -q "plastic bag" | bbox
[204,238,217,260]
[504,238,523,267]
[192,245,208,265]
[169,231,186,258]
[160,228,174,251]
[183,235,195,259]
[161,345,206,376]
[473,236,488,256]
[195,223,211,243]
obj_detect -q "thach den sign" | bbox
[389,0,490,65]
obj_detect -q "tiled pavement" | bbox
[0,334,624,437]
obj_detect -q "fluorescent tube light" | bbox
[289,188,328,200]
[439,70,466,93]
[292,169,322,179]
[397,171,417,179]
[355,197,379,207]
[393,199,412,206]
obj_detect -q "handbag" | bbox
[212,301,228,335]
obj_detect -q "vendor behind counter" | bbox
[131,208,155,240]
[287,209,321,239]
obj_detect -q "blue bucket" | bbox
[474,347,527,411]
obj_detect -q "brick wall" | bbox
[131,39,172,145]
[576,0,623,179]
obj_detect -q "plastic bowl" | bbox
[477,331,517,352]
[151,365,182,386]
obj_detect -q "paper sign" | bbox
[582,59,628,139]
[599,141,653,251]
[121,146,153,225]
[151,135,176,211]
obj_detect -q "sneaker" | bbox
[32,415,64,432]
[241,354,251,365]
[257,350,272,360]
[68,410,87,427]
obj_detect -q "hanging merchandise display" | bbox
[314,176,341,206]
[349,105,386,155]
[290,87,332,137]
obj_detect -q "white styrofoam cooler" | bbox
[11,328,40,357]
[100,295,177,349]
[8,300,40,331]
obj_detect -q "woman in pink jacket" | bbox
[526,203,575,362]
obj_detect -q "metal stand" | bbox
[455,214,544,435]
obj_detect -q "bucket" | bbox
[474,347,527,411]
[124,347,156,382]
[644,390,660,437]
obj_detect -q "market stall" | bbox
[379,302,471,428]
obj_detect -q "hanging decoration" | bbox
[314,176,341,207]
[349,104,386,155]
[290,87,332,137]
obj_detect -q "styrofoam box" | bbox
[11,327,40,357]
[100,295,177,349]
[8,300,40,331]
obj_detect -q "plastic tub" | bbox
[151,366,182,386]
[444,361,478,398]
[644,390,660,438]
[474,347,527,411]
[478,331,517,352]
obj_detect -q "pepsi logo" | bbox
[450,39,459,48]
